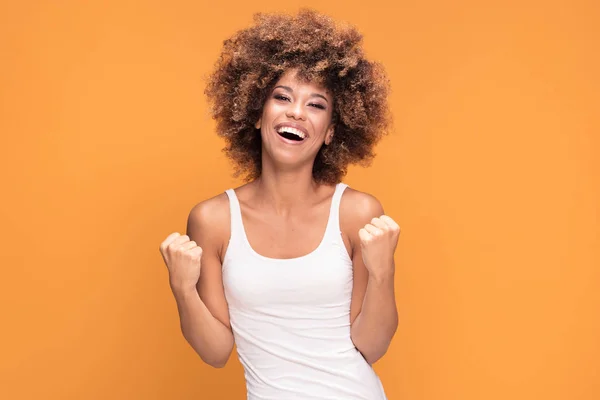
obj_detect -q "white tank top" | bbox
[222,183,388,400]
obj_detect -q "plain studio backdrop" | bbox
[0,1,598,399]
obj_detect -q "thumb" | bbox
[358,228,371,247]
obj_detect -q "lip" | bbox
[276,131,306,146]
[274,122,309,138]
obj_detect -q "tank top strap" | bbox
[224,188,245,248]
[324,182,349,239]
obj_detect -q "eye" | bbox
[309,103,326,110]
[274,94,290,102]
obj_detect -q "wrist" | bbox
[367,268,395,285]
[170,283,199,299]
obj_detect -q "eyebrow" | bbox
[274,85,329,103]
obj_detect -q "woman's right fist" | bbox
[159,232,203,292]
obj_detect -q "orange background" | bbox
[1,0,598,399]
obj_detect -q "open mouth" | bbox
[277,126,306,142]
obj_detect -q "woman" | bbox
[159,9,400,399]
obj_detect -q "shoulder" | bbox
[187,192,230,230]
[340,186,385,224]
[339,186,385,249]
[186,191,231,257]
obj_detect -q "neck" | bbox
[252,160,322,216]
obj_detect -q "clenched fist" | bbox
[358,215,401,280]
[159,232,203,292]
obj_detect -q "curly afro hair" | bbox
[204,8,392,184]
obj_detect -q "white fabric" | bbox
[222,183,387,400]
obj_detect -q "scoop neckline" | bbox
[231,183,341,263]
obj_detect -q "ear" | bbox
[325,125,335,145]
[255,117,261,130]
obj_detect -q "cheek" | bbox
[314,113,333,135]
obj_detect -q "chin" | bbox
[264,150,312,170]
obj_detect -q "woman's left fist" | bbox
[358,215,401,279]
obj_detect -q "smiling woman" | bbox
[204,8,392,184]
[159,8,400,400]
[255,70,336,165]
[269,81,326,142]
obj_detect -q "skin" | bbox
[160,69,400,368]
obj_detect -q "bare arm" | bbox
[343,190,399,365]
[166,195,234,368]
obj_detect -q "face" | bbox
[255,69,335,168]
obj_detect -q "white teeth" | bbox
[277,126,306,139]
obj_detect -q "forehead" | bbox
[274,69,331,97]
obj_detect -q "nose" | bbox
[285,100,306,120]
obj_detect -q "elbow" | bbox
[198,346,232,369]
[182,333,233,369]
[358,344,388,366]
[350,333,374,364]
[203,355,229,369]
[351,327,397,365]
[363,353,381,366]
